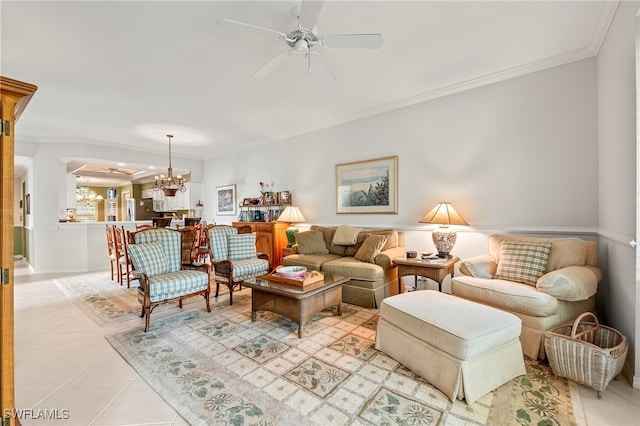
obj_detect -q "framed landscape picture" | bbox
[336,155,398,214]
[216,184,237,215]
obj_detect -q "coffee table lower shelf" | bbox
[244,273,348,338]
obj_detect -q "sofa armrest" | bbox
[375,246,406,269]
[536,265,600,301]
[459,255,497,278]
[290,244,300,254]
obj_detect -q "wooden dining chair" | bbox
[113,226,136,288]
[152,217,172,228]
[105,225,119,282]
[176,225,199,266]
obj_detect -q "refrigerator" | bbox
[126,198,155,221]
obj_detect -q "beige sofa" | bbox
[283,225,405,308]
[451,234,601,359]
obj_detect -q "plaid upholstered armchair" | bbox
[206,225,269,305]
[127,228,211,331]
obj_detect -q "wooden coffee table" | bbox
[243,272,348,338]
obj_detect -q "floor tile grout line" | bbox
[87,376,139,426]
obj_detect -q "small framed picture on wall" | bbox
[278,191,291,205]
[216,184,237,215]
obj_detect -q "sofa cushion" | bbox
[366,229,399,251]
[147,270,209,302]
[451,276,559,317]
[333,224,363,245]
[311,226,347,256]
[283,253,342,271]
[295,230,329,255]
[355,234,389,263]
[488,235,588,271]
[127,241,169,278]
[536,265,598,301]
[495,240,551,285]
[547,239,587,271]
[345,231,370,256]
[215,258,269,282]
[227,233,257,261]
[459,254,497,279]
[322,257,384,281]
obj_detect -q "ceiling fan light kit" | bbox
[219,0,382,82]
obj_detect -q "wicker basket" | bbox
[544,312,628,398]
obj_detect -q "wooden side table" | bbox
[393,256,459,292]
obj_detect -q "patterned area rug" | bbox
[54,272,207,327]
[106,291,584,425]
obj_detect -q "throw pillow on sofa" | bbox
[295,230,330,255]
[355,234,389,264]
[494,240,551,285]
[333,224,363,245]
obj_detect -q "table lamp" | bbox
[419,201,469,258]
[277,206,306,247]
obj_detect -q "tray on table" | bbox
[259,270,324,286]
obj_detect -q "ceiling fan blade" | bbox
[253,49,294,79]
[218,18,288,39]
[308,52,335,85]
[320,34,383,49]
[297,0,324,29]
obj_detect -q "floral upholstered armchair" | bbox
[206,225,269,305]
[127,228,211,331]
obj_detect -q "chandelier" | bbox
[153,134,186,197]
[76,186,103,204]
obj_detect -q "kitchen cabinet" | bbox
[151,183,195,211]
[232,221,290,269]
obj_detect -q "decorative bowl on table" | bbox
[275,266,307,278]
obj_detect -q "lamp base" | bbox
[432,228,457,258]
[285,224,299,248]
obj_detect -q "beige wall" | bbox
[596,0,640,387]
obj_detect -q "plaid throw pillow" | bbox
[127,241,169,277]
[495,240,551,285]
[227,233,257,261]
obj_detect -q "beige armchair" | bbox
[451,234,601,359]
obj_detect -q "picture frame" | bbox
[216,184,237,215]
[277,191,291,205]
[336,155,398,214]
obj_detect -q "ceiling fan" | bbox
[107,168,132,176]
[218,0,383,83]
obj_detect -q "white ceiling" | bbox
[4,0,617,182]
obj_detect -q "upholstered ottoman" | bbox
[375,291,525,404]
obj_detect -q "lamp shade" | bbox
[277,206,306,223]
[419,202,468,226]
[419,202,468,258]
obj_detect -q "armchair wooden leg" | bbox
[178,298,183,309]
[204,289,211,312]
[229,285,234,305]
[143,307,151,332]
[215,282,220,298]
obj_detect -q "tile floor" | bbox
[10,262,640,425]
